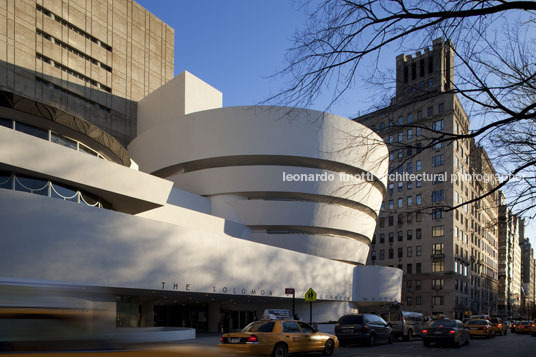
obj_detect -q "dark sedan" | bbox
[422,319,470,348]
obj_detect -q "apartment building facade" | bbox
[358,38,500,319]
[521,238,536,318]
[498,202,523,317]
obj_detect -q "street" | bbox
[333,332,536,357]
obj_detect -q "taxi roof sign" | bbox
[262,309,293,320]
[304,288,317,302]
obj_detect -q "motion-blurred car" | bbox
[512,320,520,332]
[465,319,495,338]
[516,321,533,334]
[421,319,469,347]
[489,317,508,336]
[335,313,392,346]
[219,320,338,356]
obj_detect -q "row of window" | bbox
[382,189,445,211]
[36,29,112,73]
[36,4,112,52]
[37,53,112,93]
[0,171,107,208]
[373,106,445,132]
[36,76,112,113]
[0,117,105,159]
[404,56,434,83]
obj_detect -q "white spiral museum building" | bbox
[0,71,401,334]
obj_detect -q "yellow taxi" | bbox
[465,319,495,338]
[516,320,533,334]
[489,317,508,336]
[218,319,338,356]
[531,321,536,336]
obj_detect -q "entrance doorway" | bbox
[220,310,257,333]
[154,304,208,332]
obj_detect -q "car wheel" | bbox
[406,329,413,342]
[367,333,376,347]
[321,339,335,356]
[272,343,288,357]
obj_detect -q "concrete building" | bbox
[498,200,523,317]
[0,0,402,341]
[357,38,500,319]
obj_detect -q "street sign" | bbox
[305,288,317,302]
[285,288,295,294]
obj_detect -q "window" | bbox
[416,211,422,222]
[282,321,301,333]
[412,62,416,80]
[398,214,404,225]
[380,233,385,244]
[389,200,394,209]
[389,135,394,143]
[420,58,425,77]
[407,146,413,156]
[397,116,403,125]
[389,152,395,161]
[407,246,413,257]
[380,217,385,227]
[380,122,385,131]
[398,247,403,258]
[398,182,403,192]
[389,216,394,226]
[416,127,421,136]
[407,181,413,190]
[398,149,403,158]
[432,243,444,255]
[432,190,444,202]
[432,226,444,237]
[416,296,422,305]
[407,162,413,173]
[398,198,403,208]
[380,250,385,260]
[398,132,403,142]
[416,194,422,205]
[416,160,422,171]
[416,229,421,240]
[398,231,403,242]
[389,232,394,242]
[417,110,422,120]
[432,141,444,149]
[432,296,444,306]
[407,280,412,289]
[389,249,394,259]
[388,183,394,194]
[438,103,444,113]
[427,106,433,117]
[416,264,422,274]
[428,55,434,73]
[432,208,444,220]
[428,78,433,88]
[407,264,413,275]
[432,260,444,272]
[407,114,413,123]
[416,279,422,290]
[407,196,413,207]
[407,129,413,140]
[432,155,444,167]
[15,122,49,140]
[416,143,422,153]
[389,120,394,127]
[416,245,422,256]
[432,119,444,131]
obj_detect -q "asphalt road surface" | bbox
[333,332,536,357]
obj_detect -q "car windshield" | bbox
[467,320,487,325]
[338,315,363,325]
[242,321,275,332]
[430,320,456,328]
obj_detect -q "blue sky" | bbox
[135,0,378,119]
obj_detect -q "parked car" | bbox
[465,319,495,338]
[422,319,470,347]
[335,313,392,346]
[219,319,338,356]
[531,321,536,336]
[380,310,426,341]
[489,317,508,336]
[516,321,533,334]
